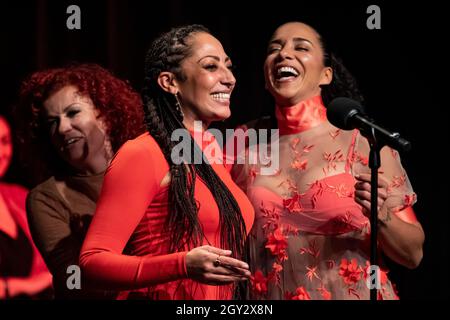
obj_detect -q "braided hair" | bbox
[142,25,247,259]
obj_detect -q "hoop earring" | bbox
[174,93,184,119]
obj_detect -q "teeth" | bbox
[277,66,299,76]
[211,93,231,101]
[66,138,78,145]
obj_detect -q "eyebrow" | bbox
[45,103,79,117]
[197,55,232,63]
[269,37,314,47]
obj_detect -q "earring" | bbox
[174,93,184,119]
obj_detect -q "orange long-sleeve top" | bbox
[79,132,254,300]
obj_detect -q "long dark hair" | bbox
[142,25,247,259]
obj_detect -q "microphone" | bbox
[326,97,411,152]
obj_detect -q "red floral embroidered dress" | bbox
[230,95,417,300]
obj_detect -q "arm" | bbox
[79,137,250,291]
[0,185,52,299]
[378,206,424,269]
[354,145,424,269]
[26,189,88,298]
[0,274,52,299]
[79,138,184,290]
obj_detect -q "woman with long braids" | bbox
[79,25,254,300]
[230,22,424,299]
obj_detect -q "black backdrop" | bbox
[1,0,447,300]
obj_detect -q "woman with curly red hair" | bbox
[15,63,145,299]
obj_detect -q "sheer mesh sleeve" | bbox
[351,131,417,216]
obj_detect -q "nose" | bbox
[58,117,73,135]
[221,67,236,88]
[277,47,293,60]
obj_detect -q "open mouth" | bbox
[62,137,82,149]
[211,92,231,103]
[275,66,300,82]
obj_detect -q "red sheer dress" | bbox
[230,95,417,300]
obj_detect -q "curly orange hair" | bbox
[16,63,145,183]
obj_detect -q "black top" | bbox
[0,226,33,278]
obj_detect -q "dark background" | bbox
[1,0,447,299]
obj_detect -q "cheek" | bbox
[300,55,314,66]
[79,114,104,135]
[0,146,12,176]
[87,121,108,146]
[95,119,109,136]
[263,63,276,91]
[6,145,12,158]
[0,144,12,159]
[202,74,217,90]
[188,77,213,103]
[303,56,325,75]
[263,60,273,78]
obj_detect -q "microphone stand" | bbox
[360,126,382,302]
[326,97,412,300]
[356,114,411,301]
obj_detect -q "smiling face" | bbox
[174,32,236,129]
[264,22,332,107]
[42,85,112,175]
[0,116,12,178]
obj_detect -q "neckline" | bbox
[188,128,216,151]
[275,95,327,135]
[65,170,106,181]
[249,172,355,199]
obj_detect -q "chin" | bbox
[0,168,7,178]
[281,86,301,97]
[63,151,87,165]
[273,93,298,107]
[211,107,231,121]
[216,112,231,122]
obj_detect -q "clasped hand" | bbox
[185,245,251,285]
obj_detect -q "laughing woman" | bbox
[79,25,254,300]
[16,63,145,298]
[231,22,424,300]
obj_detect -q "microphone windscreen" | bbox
[327,97,364,130]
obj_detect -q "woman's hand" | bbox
[354,173,391,222]
[354,173,424,268]
[185,245,251,285]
